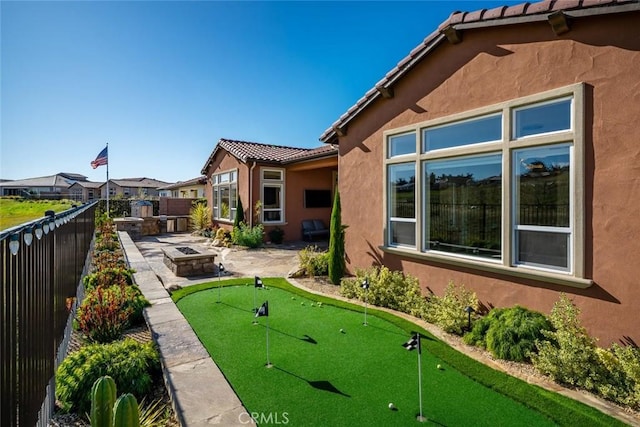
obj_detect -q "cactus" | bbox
[113,393,140,427]
[90,376,116,427]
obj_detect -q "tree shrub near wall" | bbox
[532,294,640,410]
[298,246,329,277]
[328,190,345,285]
[341,266,425,317]
[189,202,211,233]
[463,305,553,362]
[234,197,245,228]
[231,223,264,248]
[423,282,479,335]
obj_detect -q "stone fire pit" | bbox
[162,246,216,277]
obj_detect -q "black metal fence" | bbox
[1,202,97,427]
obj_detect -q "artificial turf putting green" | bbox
[175,279,623,426]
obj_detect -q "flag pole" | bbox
[266,314,272,368]
[106,142,110,217]
[417,334,425,422]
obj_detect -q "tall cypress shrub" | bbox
[328,190,345,285]
[234,197,245,228]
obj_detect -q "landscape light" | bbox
[464,306,475,331]
[43,222,50,234]
[23,227,33,246]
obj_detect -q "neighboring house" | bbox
[0,172,96,200]
[201,138,338,240]
[320,0,640,345]
[68,181,105,202]
[158,176,207,198]
[101,177,173,199]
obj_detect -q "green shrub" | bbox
[189,202,211,232]
[95,232,120,252]
[231,223,264,248]
[423,281,479,335]
[464,306,553,362]
[531,294,602,391]
[595,344,640,409]
[77,285,148,343]
[341,266,425,317]
[298,246,329,276]
[83,267,135,290]
[233,197,245,228]
[56,339,159,413]
[268,226,285,244]
[328,190,345,285]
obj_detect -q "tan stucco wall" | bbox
[337,13,640,345]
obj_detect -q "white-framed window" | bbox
[383,83,584,279]
[211,169,237,221]
[261,168,285,223]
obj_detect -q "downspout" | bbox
[249,161,257,227]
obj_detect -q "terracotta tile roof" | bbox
[319,0,639,144]
[201,138,338,173]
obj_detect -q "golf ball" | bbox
[437,364,442,370]
[388,403,396,410]
[340,328,344,333]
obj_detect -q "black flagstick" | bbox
[217,263,225,303]
[403,333,425,422]
[256,301,271,368]
[361,278,369,326]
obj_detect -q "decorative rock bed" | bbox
[162,246,216,277]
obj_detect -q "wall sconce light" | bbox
[9,234,20,255]
[23,227,34,246]
[35,224,43,240]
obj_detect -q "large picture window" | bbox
[383,84,584,281]
[212,170,237,221]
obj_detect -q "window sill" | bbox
[379,245,593,289]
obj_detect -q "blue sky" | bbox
[1,1,520,183]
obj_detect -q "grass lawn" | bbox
[0,198,75,230]
[174,279,622,426]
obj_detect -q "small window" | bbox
[263,170,283,180]
[513,98,571,139]
[388,132,416,158]
[423,113,501,152]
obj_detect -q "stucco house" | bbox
[201,138,338,241]
[0,172,96,200]
[100,177,173,199]
[320,0,640,346]
[157,176,208,198]
[68,180,104,202]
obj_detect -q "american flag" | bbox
[91,146,108,169]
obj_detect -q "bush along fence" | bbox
[0,201,98,427]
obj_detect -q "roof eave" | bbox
[319,1,640,145]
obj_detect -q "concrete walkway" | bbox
[122,232,639,427]
[120,232,257,426]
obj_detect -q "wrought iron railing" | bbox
[0,201,97,426]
